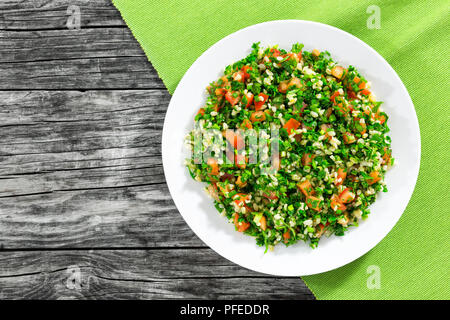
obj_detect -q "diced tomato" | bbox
[278,80,289,93]
[232,71,245,83]
[219,76,229,85]
[297,180,314,196]
[330,91,340,103]
[283,230,291,243]
[259,215,267,231]
[241,118,253,130]
[360,89,371,96]
[250,111,266,123]
[215,88,226,96]
[343,132,356,144]
[243,92,254,108]
[283,118,301,135]
[241,65,252,81]
[254,93,268,111]
[312,49,320,57]
[331,66,345,79]
[367,171,381,185]
[301,153,315,167]
[225,91,240,106]
[279,78,302,93]
[217,182,233,196]
[234,214,250,232]
[270,48,281,57]
[337,214,350,226]
[236,176,247,188]
[330,194,346,212]
[358,81,366,90]
[289,77,302,89]
[339,188,355,204]
[364,108,376,122]
[306,196,321,212]
[286,52,299,62]
[207,158,219,176]
[234,132,245,150]
[233,193,250,208]
[223,129,245,150]
[197,108,205,116]
[235,153,247,169]
[376,112,386,124]
[336,168,347,186]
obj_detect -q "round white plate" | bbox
[162,20,420,276]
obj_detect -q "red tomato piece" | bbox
[339,188,355,203]
[254,93,269,111]
[283,118,301,135]
[225,91,240,106]
[335,168,347,186]
[234,214,250,232]
[297,180,314,196]
[330,194,346,212]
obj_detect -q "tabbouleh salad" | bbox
[185,43,393,250]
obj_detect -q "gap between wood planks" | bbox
[0,0,315,300]
[0,249,315,299]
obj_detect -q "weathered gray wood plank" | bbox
[0,2,164,90]
[0,90,168,195]
[0,90,201,248]
[0,28,165,89]
[0,28,143,62]
[0,184,204,248]
[0,249,314,299]
[0,0,123,30]
[0,0,314,299]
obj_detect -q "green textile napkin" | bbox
[112,0,449,299]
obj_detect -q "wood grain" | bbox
[0,90,168,195]
[0,26,164,89]
[0,90,202,248]
[0,0,123,30]
[0,249,314,299]
[0,0,314,299]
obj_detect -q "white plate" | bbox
[162,20,420,276]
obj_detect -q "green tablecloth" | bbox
[112,0,449,299]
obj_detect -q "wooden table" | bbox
[0,0,314,299]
